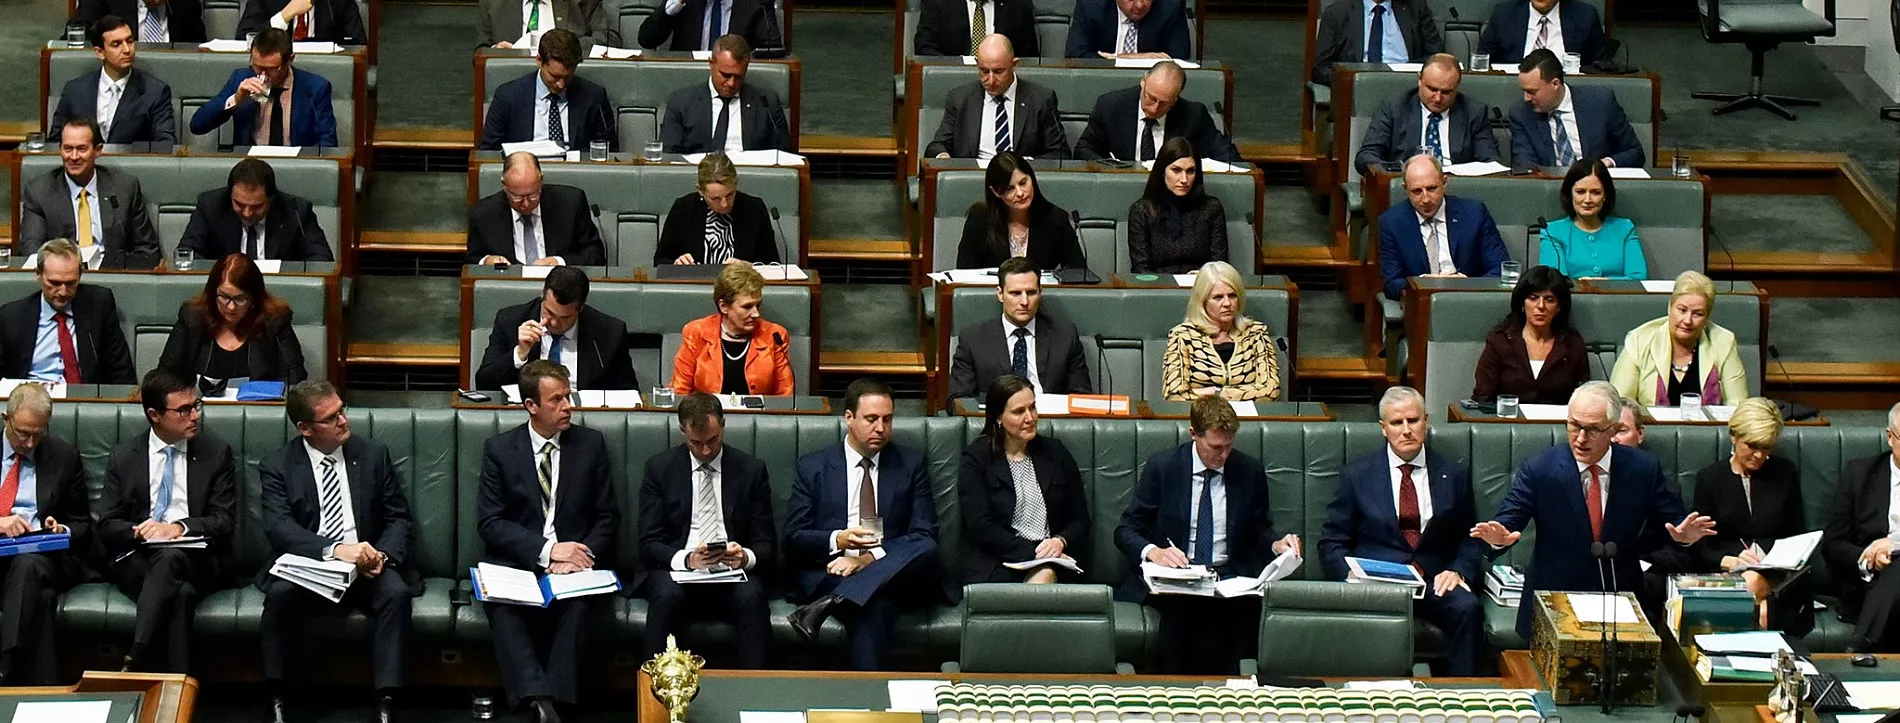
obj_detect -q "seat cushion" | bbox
[1484,599,1528,651]
[57,582,138,635]
[1714,5,1833,35]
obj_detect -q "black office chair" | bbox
[1691,0,1836,120]
[1883,0,1900,123]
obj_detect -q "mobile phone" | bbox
[458,389,493,403]
[1509,165,1537,176]
[1458,398,1496,414]
[702,539,728,551]
[740,395,765,409]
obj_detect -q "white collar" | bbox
[1554,84,1575,117]
[1001,314,1035,336]
[511,205,538,224]
[843,441,882,473]
[708,78,739,101]
[528,425,561,454]
[99,69,130,94]
[303,438,343,468]
[1531,2,1559,21]
[148,431,186,457]
[989,78,1018,104]
[1414,202,1447,226]
[1576,446,1612,475]
[1116,6,1134,25]
[692,447,724,475]
[1190,447,1222,478]
[65,172,99,201]
[1387,445,1425,471]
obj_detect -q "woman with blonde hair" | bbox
[1160,261,1280,402]
[1610,270,1748,405]
[1690,397,1811,635]
[670,263,795,395]
[654,152,780,266]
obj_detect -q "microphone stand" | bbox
[1590,542,1613,714]
[1604,541,1623,714]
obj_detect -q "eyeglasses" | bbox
[1565,419,1615,438]
[216,292,253,307]
[505,191,541,204]
[164,400,204,416]
[313,405,348,427]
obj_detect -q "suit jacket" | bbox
[478,71,617,152]
[477,0,619,49]
[179,187,333,262]
[474,299,639,391]
[98,431,240,574]
[1690,456,1802,570]
[653,191,781,266]
[635,444,777,589]
[236,0,366,44]
[784,442,949,601]
[73,0,208,43]
[1063,0,1190,59]
[1072,87,1240,163]
[945,313,1093,400]
[158,301,308,384]
[18,166,163,264]
[1320,447,1482,583]
[1113,442,1281,601]
[0,287,136,384]
[1354,89,1499,176]
[257,435,421,593]
[1508,84,1644,169]
[956,436,1090,582]
[51,68,177,145]
[669,314,794,395]
[1491,443,1687,637]
[954,203,1087,270]
[1478,0,1607,66]
[660,82,792,154]
[1312,0,1443,85]
[1472,323,1588,404]
[189,67,339,148]
[915,0,1039,57]
[1609,317,1749,407]
[1823,453,1895,599]
[7,434,93,568]
[637,0,783,50]
[464,184,608,265]
[925,80,1070,160]
[1376,195,1508,300]
[477,424,618,571]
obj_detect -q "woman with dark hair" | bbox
[1127,138,1227,274]
[1471,265,1587,404]
[954,152,1087,270]
[159,253,307,384]
[957,374,1089,584]
[1539,158,1647,280]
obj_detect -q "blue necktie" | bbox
[1010,327,1029,379]
[154,446,176,522]
[547,94,566,148]
[1192,469,1217,565]
[704,0,725,49]
[993,95,1012,153]
[549,333,564,365]
[1367,4,1386,63]
[1552,110,1576,166]
[1425,111,1443,160]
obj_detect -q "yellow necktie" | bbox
[76,189,94,248]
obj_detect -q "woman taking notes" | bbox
[671,263,795,395]
[159,253,307,385]
[1610,270,1749,406]
[1127,138,1227,274]
[1539,159,1647,280]
[955,152,1087,271]
[957,375,1090,584]
[1161,261,1280,402]
[655,152,781,266]
[1691,398,1812,635]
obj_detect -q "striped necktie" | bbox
[537,441,556,519]
[693,462,723,545]
[142,5,167,42]
[993,94,1012,153]
[318,456,347,540]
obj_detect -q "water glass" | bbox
[1679,393,1703,419]
[64,25,86,48]
[643,140,664,161]
[1672,154,1693,178]
[1496,395,1520,419]
[0,247,14,269]
[173,248,197,271]
[22,133,45,152]
[245,32,259,47]
[1563,52,1582,74]
[588,140,608,162]
[648,386,676,407]
[1500,260,1522,289]
[1470,53,1491,73]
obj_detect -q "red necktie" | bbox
[1586,464,1605,540]
[53,311,81,384]
[293,13,310,40]
[1397,463,1422,549]
[0,455,20,516]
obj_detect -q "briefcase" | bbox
[1529,591,1661,706]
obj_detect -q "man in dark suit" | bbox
[1353,54,1500,176]
[662,35,793,154]
[19,118,162,266]
[179,158,334,262]
[1064,0,1190,59]
[783,378,944,671]
[926,35,1069,162]
[1376,155,1507,300]
[189,29,340,148]
[467,153,608,266]
[946,257,1092,402]
[479,29,617,153]
[0,239,137,384]
[258,380,417,723]
[1073,62,1240,163]
[478,361,619,723]
[51,16,176,146]
[638,0,782,51]
[74,0,207,43]
[478,0,619,50]
[637,393,775,668]
[914,0,1038,57]
[1479,0,1608,67]
[0,384,91,686]
[475,267,638,392]
[99,366,239,673]
[237,0,366,44]
[1508,49,1644,168]
[1472,381,1716,639]
[1115,394,1299,674]
[1312,0,1442,85]
[1319,386,1484,675]
[1821,402,1900,652]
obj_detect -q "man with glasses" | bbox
[1821,402,1900,653]
[190,28,339,149]
[1472,380,1714,639]
[466,152,606,266]
[99,366,238,673]
[0,383,90,685]
[0,239,137,384]
[257,381,417,723]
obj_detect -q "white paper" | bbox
[670,568,747,583]
[692,50,713,60]
[1640,280,1677,293]
[1035,394,1073,414]
[1214,548,1303,597]
[0,380,65,399]
[1141,562,1212,580]
[1224,678,1259,689]
[1002,557,1083,572]
[960,55,977,65]
[1200,158,1238,173]
[887,680,944,713]
[1386,62,1425,72]
[545,569,619,599]
[291,41,342,54]
[1836,714,1886,723]
[1568,593,1639,624]
[1518,403,1569,420]
[682,152,707,164]
[501,140,569,158]
[587,45,641,59]
[1172,273,1197,287]
[198,39,252,52]
[1229,401,1260,416]
[519,265,555,279]
[576,389,642,408]
[1843,681,1900,710]
[1607,167,1651,179]
[19,254,35,270]
[1647,406,1688,422]
[246,145,303,158]
[1702,405,1736,421]
[1345,680,1420,691]
[1759,530,1823,569]
[926,268,998,285]
[753,263,809,281]
[475,562,547,605]
[1722,656,1817,675]
[1070,396,1131,415]
[1694,630,1793,656]
[11,701,112,723]
[726,149,807,167]
[273,553,355,574]
[1114,57,1199,69]
[501,384,522,403]
[253,259,284,273]
[1444,161,1512,177]
[742,713,807,723]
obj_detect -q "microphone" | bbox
[769,206,791,266]
[1708,223,1737,274]
[1602,540,1622,713]
[1093,333,1114,400]
[1584,340,1616,382]
[1589,541,1613,712]
[1766,345,1816,421]
[1054,210,1100,285]
[773,330,786,348]
[1527,216,1548,269]
[107,195,119,209]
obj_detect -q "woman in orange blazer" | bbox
[671,262,796,395]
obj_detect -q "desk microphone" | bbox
[1054,210,1101,285]
[1765,344,1818,421]
[1527,216,1548,270]
[1589,541,1614,713]
[769,207,791,267]
[1093,333,1115,399]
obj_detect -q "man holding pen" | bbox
[1114,394,1298,674]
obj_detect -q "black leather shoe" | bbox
[374,695,395,723]
[268,695,290,723]
[788,595,841,641]
[530,698,562,723]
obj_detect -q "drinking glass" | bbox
[648,387,677,407]
[1500,260,1522,289]
[643,140,664,161]
[588,140,608,162]
[1496,395,1520,419]
[1470,53,1491,73]
[1563,53,1582,74]
[1679,393,1703,419]
[64,25,86,48]
[173,248,197,271]
[1672,155,1693,178]
[22,133,45,152]
[0,247,14,269]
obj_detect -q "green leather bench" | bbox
[470,159,806,268]
[16,154,349,263]
[476,54,798,155]
[605,0,789,55]
[463,278,816,395]
[893,0,1206,104]
[1425,0,1614,64]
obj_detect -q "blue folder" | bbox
[0,531,71,557]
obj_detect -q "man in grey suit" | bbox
[1354,54,1500,176]
[51,16,176,146]
[476,0,619,50]
[946,257,1094,403]
[925,34,1069,162]
[19,117,161,268]
[660,35,793,154]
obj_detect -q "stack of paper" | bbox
[753,264,810,281]
[1694,630,1792,656]
[291,41,342,54]
[0,380,65,399]
[1141,562,1217,596]
[1002,557,1083,573]
[546,569,622,599]
[1570,593,1641,624]
[1228,401,1261,416]
[501,140,569,158]
[1445,161,1512,177]
[246,145,303,158]
[1346,557,1426,598]
[1731,530,1822,571]
[1606,167,1651,179]
[145,535,208,549]
[574,390,643,408]
[587,45,641,59]
[198,39,252,52]
[472,562,622,606]
[271,554,358,603]
[671,568,748,584]
[1517,403,1570,420]
[1488,564,1525,607]
[1211,548,1303,598]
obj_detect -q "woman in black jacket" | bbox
[1691,397,1813,636]
[955,152,1086,271]
[957,374,1090,583]
[159,253,307,384]
[654,152,782,266]
[1127,137,1227,273]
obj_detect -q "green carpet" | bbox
[374,4,477,131]
[361,171,472,233]
[1293,288,1363,358]
[1265,185,1331,248]
[811,178,907,239]
[0,0,68,126]
[1767,297,1900,364]
[348,274,462,345]
[1710,194,1872,254]
[820,283,918,351]
[793,12,896,138]
[1205,18,1306,145]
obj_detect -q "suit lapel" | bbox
[1032,316,1055,381]
[1347,0,1367,60]
[1507,4,1530,60]
[112,73,142,142]
[877,449,899,523]
[1445,201,1467,264]
[718,452,742,535]
[344,439,376,537]
[289,442,322,530]
[185,438,209,518]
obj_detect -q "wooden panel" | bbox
[819,350,929,374]
[371,127,476,150]
[346,342,463,365]
[358,230,467,253]
[800,135,901,156]
[808,238,915,260]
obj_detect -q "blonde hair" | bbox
[1727,397,1783,450]
[1182,261,1253,334]
[5,383,52,419]
[714,262,765,306]
[1669,270,1716,311]
[38,239,81,268]
[1189,394,1239,434]
[697,152,738,190]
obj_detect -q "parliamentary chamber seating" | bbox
[475,54,797,157]
[893,0,1207,103]
[601,0,791,54]
[171,0,373,40]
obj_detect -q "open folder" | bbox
[471,562,621,607]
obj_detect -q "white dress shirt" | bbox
[977,78,1017,162]
[519,0,555,34]
[965,0,997,38]
[305,439,359,557]
[1388,446,1434,532]
[1860,455,1900,579]
[511,319,580,386]
[1416,102,1450,164]
[532,73,571,145]
[832,444,887,559]
[509,207,552,265]
[708,79,746,154]
[242,221,270,260]
[1414,204,1456,275]
[97,71,129,139]
[1115,7,1140,54]
[138,3,171,42]
[268,4,317,33]
[530,426,564,567]
[246,69,294,147]
[1575,446,1611,508]
[1132,106,1166,162]
[1549,85,1582,165]
[146,432,192,527]
[64,174,104,247]
[668,450,761,571]
[1522,3,1566,59]
[1000,314,1043,392]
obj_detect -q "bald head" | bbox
[1402,154,1448,218]
[502,152,544,215]
[1138,61,1185,120]
[975,34,1019,96]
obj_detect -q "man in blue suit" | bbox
[1377,155,1508,300]
[189,29,338,148]
[1472,381,1716,639]
[1320,386,1484,675]
[1064,0,1191,60]
[1508,49,1644,169]
[783,378,944,671]
[478,29,617,152]
[1478,0,1608,66]
[1115,395,1300,674]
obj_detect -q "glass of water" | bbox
[1500,260,1522,289]
[588,140,608,162]
[1563,53,1582,74]
[22,133,45,153]
[65,25,86,48]
[643,140,664,162]
[1470,53,1491,73]
[1496,395,1520,419]
[648,387,676,407]
[173,248,197,271]
[1679,393,1703,419]
[0,247,14,269]
[1672,154,1693,178]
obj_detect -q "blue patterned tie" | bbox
[1367,5,1386,63]
[1425,112,1443,160]
[547,94,566,148]
[142,5,167,43]
[1552,110,1575,166]
[1192,469,1217,565]
[993,95,1012,153]
[154,446,176,522]
[1010,328,1029,379]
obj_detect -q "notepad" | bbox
[199,39,252,52]
[1385,63,1424,72]
[887,680,945,713]
[671,568,747,584]
[1228,401,1260,416]
[11,700,112,723]
[1445,161,1512,177]
[1002,557,1083,573]
[291,41,342,54]
[1114,57,1200,69]
[501,140,569,158]
[1570,593,1640,624]
[753,264,810,281]
[587,45,641,59]
[246,145,303,158]
[1518,403,1569,420]
[574,390,642,408]
[1607,167,1652,179]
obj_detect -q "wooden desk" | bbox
[0,671,197,723]
[948,397,1334,421]
[453,393,834,415]
[1445,405,1830,427]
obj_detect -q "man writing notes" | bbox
[1821,402,1900,653]
[1320,387,1484,675]
[914,0,1038,57]
[478,361,618,723]
[1114,395,1300,674]
[466,152,608,266]
[257,381,416,723]
[0,239,137,384]
[945,257,1092,402]
[637,392,775,668]
[1073,61,1241,164]
[479,29,617,152]
[100,367,239,673]
[661,35,793,154]
[51,16,176,145]
[1312,0,1442,85]
[1377,155,1508,300]
[1471,381,1717,638]
[18,117,163,265]
[178,158,334,262]
[926,35,1069,162]
[1509,49,1644,168]
[474,267,639,391]
[637,0,781,51]
[1353,54,1500,176]
[190,29,340,149]
[0,384,90,685]
[1063,0,1190,60]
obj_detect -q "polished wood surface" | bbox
[0,671,198,723]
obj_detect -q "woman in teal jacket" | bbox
[1539,159,1648,280]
